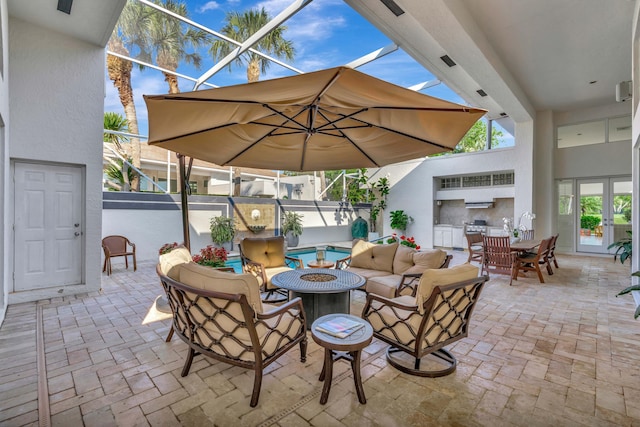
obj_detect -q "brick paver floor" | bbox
[1,251,639,426]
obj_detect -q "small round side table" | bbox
[311,313,373,404]
[307,260,335,269]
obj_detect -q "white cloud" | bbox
[197,1,221,13]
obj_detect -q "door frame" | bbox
[576,176,631,254]
[12,160,86,292]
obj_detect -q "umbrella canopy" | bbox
[144,66,486,172]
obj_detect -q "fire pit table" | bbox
[271,268,365,327]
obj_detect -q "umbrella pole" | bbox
[177,154,191,250]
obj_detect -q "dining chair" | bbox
[547,234,560,269]
[520,229,535,240]
[465,232,484,263]
[102,235,136,276]
[481,236,516,285]
[513,236,553,283]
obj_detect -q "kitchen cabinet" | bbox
[434,225,453,247]
[452,226,464,249]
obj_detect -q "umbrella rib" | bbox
[151,122,237,144]
[316,108,452,150]
[222,129,277,166]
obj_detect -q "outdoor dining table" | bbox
[509,239,542,252]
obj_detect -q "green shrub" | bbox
[580,215,600,230]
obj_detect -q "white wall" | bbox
[8,18,104,302]
[0,0,9,324]
[381,147,519,249]
[102,195,355,262]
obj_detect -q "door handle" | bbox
[74,223,80,228]
[74,232,80,237]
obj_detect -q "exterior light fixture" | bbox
[440,55,456,67]
[57,0,73,14]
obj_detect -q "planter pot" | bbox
[580,229,591,236]
[286,232,299,247]
[215,242,233,252]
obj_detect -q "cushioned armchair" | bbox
[240,236,303,302]
[157,247,307,407]
[362,264,488,377]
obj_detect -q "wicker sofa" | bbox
[336,240,451,299]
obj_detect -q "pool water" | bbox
[225,246,350,273]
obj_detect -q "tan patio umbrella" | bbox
[143,66,486,246]
[145,66,485,171]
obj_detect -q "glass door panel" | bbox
[576,177,632,254]
[577,180,605,253]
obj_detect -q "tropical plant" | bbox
[369,177,390,232]
[617,271,640,319]
[107,0,149,190]
[139,0,208,94]
[103,112,134,189]
[105,156,137,190]
[159,242,180,255]
[608,230,632,264]
[282,212,303,237]
[580,215,600,231]
[210,216,236,245]
[209,7,295,195]
[192,245,228,268]
[103,112,129,150]
[430,120,503,155]
[387,234,420,250]
[389,210,413,231]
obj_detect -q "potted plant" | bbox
[210,216,236,251]
[192,245,228,268]
[282,211,303,247]
[389,210,413,232]
[608,230,632,264]
[618,271,640,319]
[368,176,390,239]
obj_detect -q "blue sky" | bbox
[104,0,468,138]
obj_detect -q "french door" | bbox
[576,177,632,254]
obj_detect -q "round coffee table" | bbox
[271,269,365,326]
[312,313,373,404]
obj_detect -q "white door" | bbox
[576,177,632,254]
[14,162,83,291]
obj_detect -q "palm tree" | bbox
[103,111,129,151]
[210,7,295,194]
[140,0,209,94]
[107,0,150,191]
[103,112,135,191]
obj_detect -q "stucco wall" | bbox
[102,193,356,263]
[0,0,8,322]
[379,146,520,249]
[8,18,104,302]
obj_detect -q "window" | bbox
[463,175,491,187]
[557,115,631,148]
[440,177,461,189]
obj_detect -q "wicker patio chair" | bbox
[362,263,488,377]
[102,235,136,276]
[156,263,307,407]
